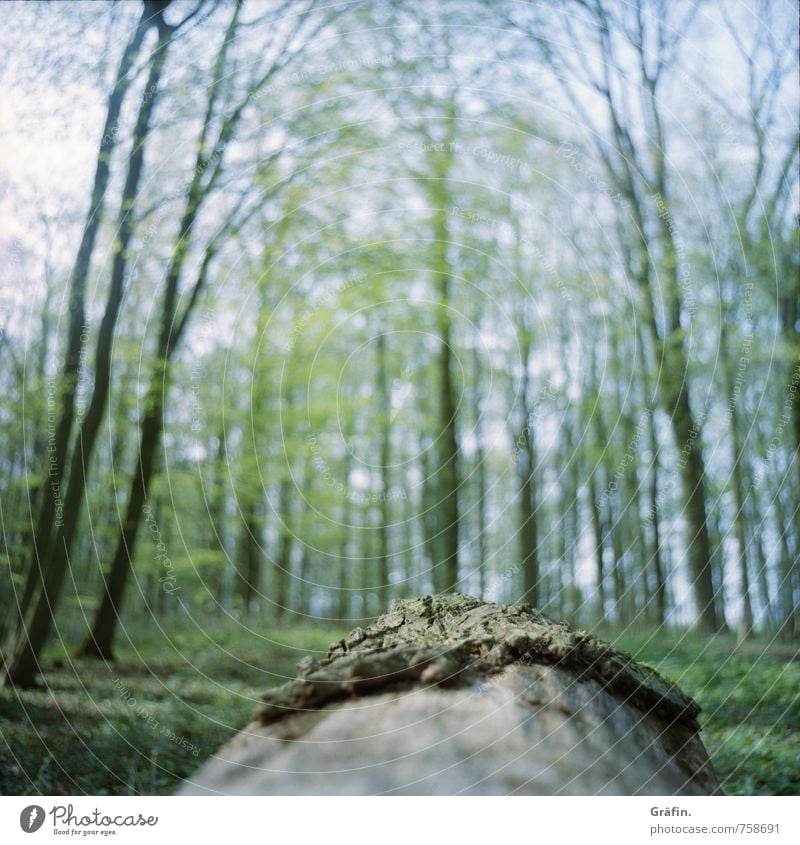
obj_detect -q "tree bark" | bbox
[180,595,721,796]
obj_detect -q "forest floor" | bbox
[1,620,797,795]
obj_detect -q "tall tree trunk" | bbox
[774,489,799,640]
[646,408,667,626]
[296,451,313,617]
[515,337,539,606]
[274,478,293,623]
[720,322,754,636]
[209,431,229,612]
[588,372,618,623]
[473,360,489,600]
[236,498,262,617]
[562,403,581,623]
[80,387,166,658]
[670,383,722,633]
[588,461,607,625]
[376,331,391,611]
[401,478,416,598]
[6,2,156,662]
[1,7,169,686]
[434,256,460,593]
[80,5,245,659]
[611,331,647,622]
[418,404,441,594]
[428,105,459,593]
[335,449,353,623]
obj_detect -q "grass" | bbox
[0,620,343,795]
[1,618,797,795]
[618,630,800,795]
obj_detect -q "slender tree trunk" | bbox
[401,480,415,598]
[1,8,169,685]
[609,507,626,623]
[428,109,459,593]
[80,392,164,659]
[646,409,667,626]
[80,5,245,659]
[236,498,262,617]
[590,378,619,623]
[296,452,313,617]
[434,265,459,593]
[588,465,607,624]
[5,4,156,675]
[474,392,489,599]
[336,450,353,623]
[774,490,799,640]
[359,503,375,619]
[419,426,441,594]
[376,331,391,611]
[515,338,539,606]
[209,431,229,612]
[562,404,581,623]
[744,462,773,630]
[721,323,754,637]
[274,478,293,623]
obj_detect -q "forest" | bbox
[0,0,798,798]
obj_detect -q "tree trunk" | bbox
[180,594,721,796]
[588,467,607,625]
[419,436,441,594]
[80,397,164,659]
[236,498,262,616]
[515,337,539,606]
[670,383,722,634]
[428,106,459,594]
[274,478,293,622]
[473,381,489,599]
[5,1,155,665]
[646,406,667,626]
[774,490,799,640]
[18,3,157,619]
[335,451,353,623]
[376,330,391,611]
[721,322,754,637]
[1,7,169,685]
[79,4,245,659]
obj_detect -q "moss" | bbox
[256,594,701,731]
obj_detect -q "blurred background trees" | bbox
[0,0,797,688]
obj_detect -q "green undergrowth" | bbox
[0,620,344,795]
[618,630,800,795]
[1,618,796,795]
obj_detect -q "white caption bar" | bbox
[2,796,798,845]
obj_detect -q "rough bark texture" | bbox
[179,594,720,795]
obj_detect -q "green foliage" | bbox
[0,622,343,795]
[1,626,796,795]
[620,632,800,796]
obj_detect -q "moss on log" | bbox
[256,594,701,732]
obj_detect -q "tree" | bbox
[509,0,724,631]
[1,0,174,688]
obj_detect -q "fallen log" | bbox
[178,594,721,795]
